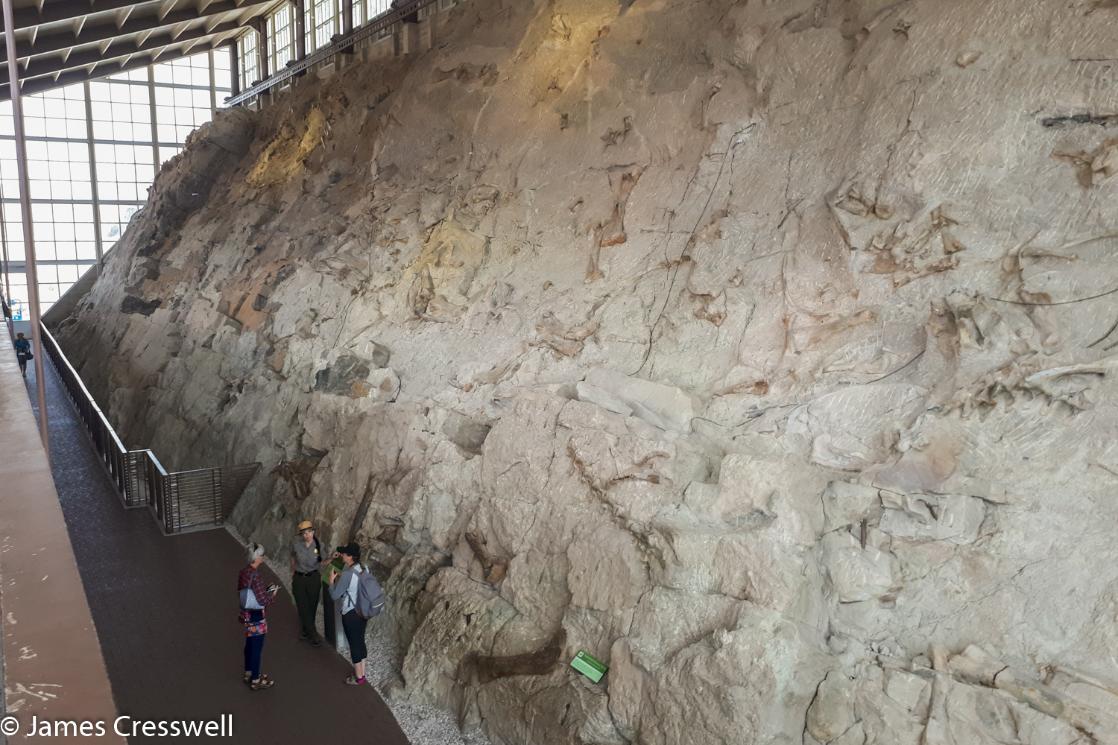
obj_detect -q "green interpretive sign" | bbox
[570,650,608,683]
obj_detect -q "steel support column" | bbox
[342,0,354,36]
[293,0,307,62]
[83,81,105,274]
[1,0,50,454]
[254,18,269,79]
[208,50,218,114]
[146,67,160,178]
[0,186,10,327]
[229,42,241,97]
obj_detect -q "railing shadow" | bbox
[40,322,260,535]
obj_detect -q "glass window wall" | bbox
[238,32,258,89]
[269,5,295,71]
[0,51,232,316]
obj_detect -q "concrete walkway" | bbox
[0,348,120,744]
[23,354,410,744]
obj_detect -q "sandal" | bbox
[249,676,275,690]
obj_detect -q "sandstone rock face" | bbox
[54,0,1118,742]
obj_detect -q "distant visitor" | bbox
[13,332,31,377]
[238,543,279,690]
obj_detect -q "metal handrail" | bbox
[40,323,127,453]
[39,322,260,534]
[225,0,441,107]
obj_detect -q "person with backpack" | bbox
[290,520,329,646]
[13,332,31,377]
[238,543,279,690]
[327,542,385,686]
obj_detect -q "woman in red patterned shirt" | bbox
[238,543,279,690]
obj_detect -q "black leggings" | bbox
[341,610,368,663]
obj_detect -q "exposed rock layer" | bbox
[57,0,1118,743]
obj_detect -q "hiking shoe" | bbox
[249,675,274,690]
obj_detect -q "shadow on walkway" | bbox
[24,360,410,744]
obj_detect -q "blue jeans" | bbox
[244,634,265,679]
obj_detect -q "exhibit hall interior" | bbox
[1,1,1117,743]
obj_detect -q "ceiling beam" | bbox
[0,19,245,85]
[1,0,270,59]
[136,27,157,46]
[158,0,179,21]
[0,31,239,100]
[115,5,136,29]
[170,20,192,40]
[1,0,150,32]
[181,35,207,56]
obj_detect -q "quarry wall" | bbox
[55,1,1118,742]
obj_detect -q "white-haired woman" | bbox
[238,543,279,690]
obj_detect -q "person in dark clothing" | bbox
[13,332,30,377]
[328,543,369,685]
[290,520,329,646]
[238,543,279,690]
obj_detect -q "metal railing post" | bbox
[213,469,223,525]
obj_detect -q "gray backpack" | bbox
[355,567,386,619]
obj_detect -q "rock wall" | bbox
[56,0,1118,743]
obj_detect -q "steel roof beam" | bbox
[1,0,268,59]
[0,17,244,83]
[1,0,151,32]
[0,30,238,99]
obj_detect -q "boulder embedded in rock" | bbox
[314,354,372,397]
[580,367,700,433]
[879,493,985,544]
[821,531,897,603]
[441,410,492,455]
[822,480,882,532]
[313,355,400,401]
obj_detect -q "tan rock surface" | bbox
[55,0,1118,742]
